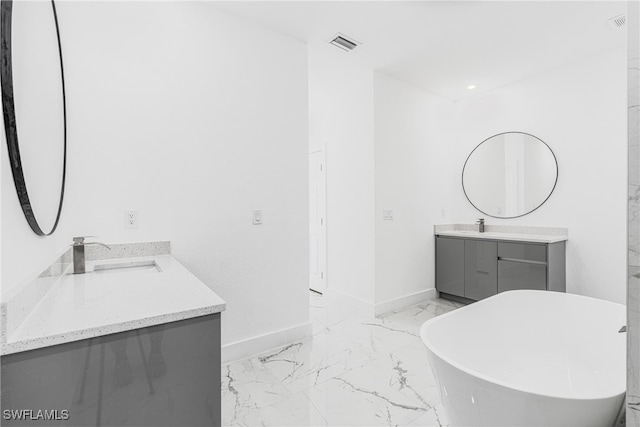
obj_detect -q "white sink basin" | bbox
[92,260,162,275]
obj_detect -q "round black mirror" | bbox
[1,0,67,236]
[462,132,558,218]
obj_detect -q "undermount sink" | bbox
[92,260,162,275]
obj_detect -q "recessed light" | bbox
[467,85,476,90]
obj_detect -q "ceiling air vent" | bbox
[606,14,626,30]
[329,34,360,52]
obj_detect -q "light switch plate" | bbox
[252,209,262,225]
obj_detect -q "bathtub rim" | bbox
[420,290,626,402]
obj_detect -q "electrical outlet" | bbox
[383,209,394,220]
[124,210,139,228]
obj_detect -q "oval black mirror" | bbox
[1,0,67,236]
[462,132,558,218]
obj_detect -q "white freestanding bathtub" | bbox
[420,290,626,427]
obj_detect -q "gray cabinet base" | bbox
[1,314,221,427]
[438,292,474,305]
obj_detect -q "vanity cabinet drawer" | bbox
[498,260,547,292]
[498,242,546,263]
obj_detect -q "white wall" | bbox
[2,1,310,353]
[450,47,627,304]
[374,47,627,305]
[373,73,454,308]
[308,44,376,305]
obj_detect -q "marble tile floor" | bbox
[221,292,464,426]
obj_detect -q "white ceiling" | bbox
[211,1,626,101]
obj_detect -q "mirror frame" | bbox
[1,0,67,236]
[461,131,558,219]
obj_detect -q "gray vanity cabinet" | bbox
[1,314,221,427]
[436,236,566,303]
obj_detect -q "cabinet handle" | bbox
[498,257,547,266]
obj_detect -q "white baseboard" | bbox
[323,288,375,318]
[374,288,437,317]
[221,289,436,363]
[222,322,312,364]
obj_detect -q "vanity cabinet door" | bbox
[1,314,221,427]
[436,237,465,297]
[498,260,547,292]
[464,240,497,300]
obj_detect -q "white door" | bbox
[309,150,326,293]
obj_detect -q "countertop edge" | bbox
[434,231,568,244]
[1,302,226,356]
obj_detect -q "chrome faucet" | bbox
[72,236,111,274]
[476,218,485,233]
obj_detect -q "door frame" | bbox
[309,149,327,293]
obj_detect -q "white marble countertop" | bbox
[434,230,567,243]
[1,254,225,356]
[434,224,568,244]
